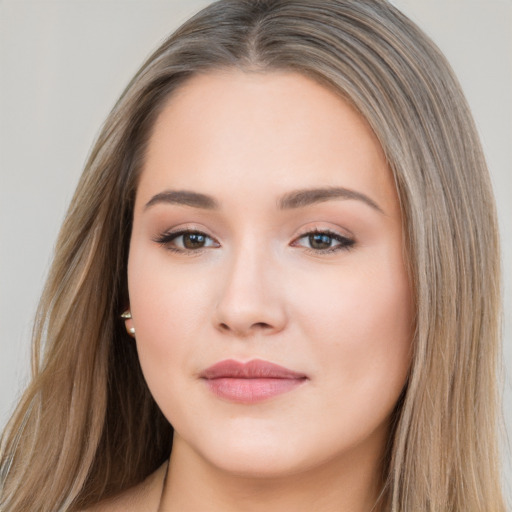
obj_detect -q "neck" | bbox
[158,434,385,512]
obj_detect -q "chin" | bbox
[206,444,311,479]
[180,422,339,480]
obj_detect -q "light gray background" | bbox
[1,0,510,503]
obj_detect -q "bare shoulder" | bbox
[81,462,168,512]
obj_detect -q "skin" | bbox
[118,70,413,512]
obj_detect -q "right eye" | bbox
[154,229,220,253]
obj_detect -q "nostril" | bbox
[254,322,272,330]
[217,321,273,335]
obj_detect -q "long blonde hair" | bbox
[0,1,504,510]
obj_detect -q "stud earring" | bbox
[121,309,135,337]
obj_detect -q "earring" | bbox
[121,309,135,337]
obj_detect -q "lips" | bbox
[200,359,307,403]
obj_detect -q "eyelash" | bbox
[292,228,355,254]
[153,228,355,255]
[153,229,219,255]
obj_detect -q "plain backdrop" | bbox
[1,0,510,503]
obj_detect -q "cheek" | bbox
[128,239,215,332]
[126,248,215,397]
[293,248,413,404]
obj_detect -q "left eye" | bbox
[293,231,354,252]
[154,230,219,252]
[180,232,216,249]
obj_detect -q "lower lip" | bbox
[204,377,305,403]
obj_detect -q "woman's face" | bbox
[128,70,413,478]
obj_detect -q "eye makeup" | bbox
[153,226,355,255]
[291,228,355,254]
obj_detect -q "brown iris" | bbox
[183,233,207,249]
[308,233,334,250]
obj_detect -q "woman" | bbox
[0,1,505,511]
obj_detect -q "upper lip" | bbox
[200,359,307,380]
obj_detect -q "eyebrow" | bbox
[277,187,384,213]
[145,190,219,210]
[144,186,384,214]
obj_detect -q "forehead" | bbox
[137,69,397,215]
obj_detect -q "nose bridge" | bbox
[214,233,285,336]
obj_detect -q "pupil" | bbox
[183,233,205,249]
[309,233,332,249]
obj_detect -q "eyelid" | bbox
[290,227,355,253]
[152,226,220,254]
[152,224,355,255]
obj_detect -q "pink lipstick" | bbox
[200,359,307,403]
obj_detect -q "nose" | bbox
[213,244,287,338]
